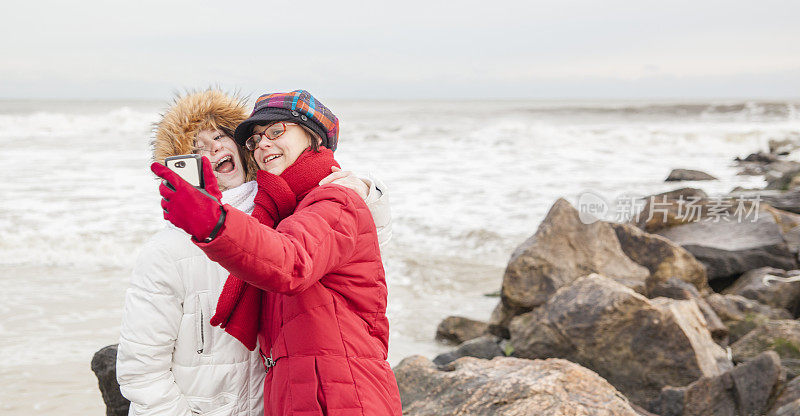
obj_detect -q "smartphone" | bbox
[165,154,205,189]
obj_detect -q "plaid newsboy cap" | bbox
[233,90,340,151]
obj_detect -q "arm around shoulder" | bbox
[361,173,392,248]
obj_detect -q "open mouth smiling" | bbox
[214,155,235,173]
[263,154,281,164]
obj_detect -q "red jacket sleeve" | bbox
[195,185,359,295]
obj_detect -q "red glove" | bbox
[150,156,226,242]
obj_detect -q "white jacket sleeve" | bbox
[116,239,193,416]
[361,173,392,248]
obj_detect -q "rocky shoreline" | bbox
[92,138,800,415]
[399,138,800,415]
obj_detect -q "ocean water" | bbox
[1,99,797,414]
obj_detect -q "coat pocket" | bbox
[186,392,237,416]
[312,356,361,414]
[195,291,212,354]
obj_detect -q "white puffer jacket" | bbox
[117,177,390,416]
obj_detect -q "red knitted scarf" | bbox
[210,148,339,350]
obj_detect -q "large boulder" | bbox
[704,293,793,343]
[650,351,784,416]
[394,355,638,416]
[610,222,711,295]
[665,168,718,182]
[508,274,732,406]
[768,375,800,416]
[91,344,130,416]
[633,192,800,280]
[724,267,800,316]
[435,316,489,345]
[495,198,649,328]
[732,319,800,378]
[656,214,798,282]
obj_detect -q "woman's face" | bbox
[252,123,319,175]
[194,129,246,191]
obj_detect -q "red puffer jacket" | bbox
[196,184,402,416]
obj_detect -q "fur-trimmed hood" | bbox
[152,89,258,181]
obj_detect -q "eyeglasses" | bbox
[245,122,296,151]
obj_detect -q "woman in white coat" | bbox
[116,90,391,416]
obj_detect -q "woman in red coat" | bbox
[152,90,402,415]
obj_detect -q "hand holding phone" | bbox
[151,156,225,242]
[165,154,205,189]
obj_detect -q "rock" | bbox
[650,351,784,416]
[509,274,732,406]
[665,168,718,182]
[492,201,715,336]
[730,189,800,216]
[432,335,505,366]
[705,293,793,343]
[732,320,800,378]
[764,205,800,232]
[705,293,795,322]
[610,222,711,295]
[435,316,489,345]
[766,161,800,190]
[724,267,800,316]
[768,375,800,416]
[768,161,800,175]
[656,214,798,283]
[630,404,660,416]
[635,188,800,235]
[647,275,704,299]
[768,170,800,191]
[757,204,800,257]
[736,152,779,164]
[496,198,648,320]
[633,188,708,233]
[91,344,130,416]
[760,190,800,215]
[394,355,638,416]
[784,226,800,255]
[487,301,515,339]
[769,138,800,155]
[648,277,728,344]
[737,164,767,176]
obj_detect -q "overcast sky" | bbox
[3,0,799,100]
